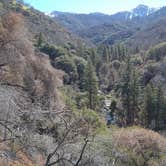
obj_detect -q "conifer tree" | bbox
[90,48,99,68]
[121,57,140,126]
[143,84,166,130]
[144,84,157,128]
[103,46,109,62]
[83,59,98,110]
[37,32,44,48]
[130,69,140,124]
[155,85,165,130]
[121,57,133,125]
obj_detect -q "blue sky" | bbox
[24,0,166,14]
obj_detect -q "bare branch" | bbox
[74,138,89,166]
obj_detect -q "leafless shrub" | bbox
[110,127,166,166]
[0,85,104,166]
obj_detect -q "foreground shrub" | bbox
[110,127,166,166]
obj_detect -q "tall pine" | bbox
[121,57,140,126]
[121,57,132,125]
[83,59,98,110]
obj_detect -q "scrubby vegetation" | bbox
[109,127,166,166]
[0,0,165,166]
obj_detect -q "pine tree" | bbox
[37,32,44,48]
[102,46,109,62]
[90,48,99,68]
[121,57,140,126]
[144,84,166,130]
[155,85,165,130]
[130,69,140,124]
[83,59,98,110]
[77,41,85,58]
[114,45,119,60]
[117,44,122,60]
[144,84,156,128]
[121,57,133,125]
[121,44,128,61]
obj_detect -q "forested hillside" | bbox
[0,0,165,166]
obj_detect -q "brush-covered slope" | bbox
[0,0,85,47]
[0,11,65,165]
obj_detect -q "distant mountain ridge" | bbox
[50,4,157,19]
[110,4,157,21]
[48,4,166,48]
[49,4,158,32]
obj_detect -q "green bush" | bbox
[112,60,121,70]
[146,42,166,61]
[41,44,66,60]
[73,56,87,75]
[131,54,143,65]
[55,55,78,83]
[73,56,87,86]
[143,62,160,84]
[80,109,107,134]
[75,92,89,109]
